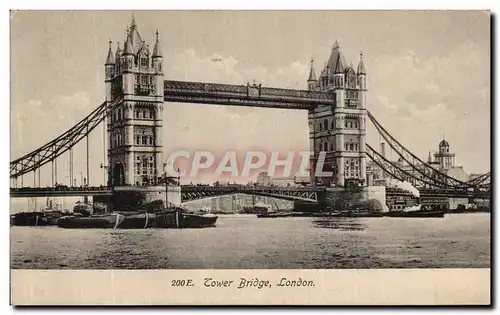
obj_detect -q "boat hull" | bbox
[11,212,66,226]
[57,213,125,229]
[116,212,156,229]
[383,210,445,218]
[154,212,218,228]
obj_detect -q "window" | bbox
[331,120,334,129]
[330,143,334,151]
[324,142,328,151]
[149,137,153,145]
[323,119,328,131]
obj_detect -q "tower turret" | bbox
[114,42,122,74]
[152,30,163,74]
[104,40,115,80]
[329,41,346,90]
[357,52,367,110]
[307,58,317,91]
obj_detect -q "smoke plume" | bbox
[384,178,420,198]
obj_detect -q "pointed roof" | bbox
[115,41,122,54]
[126,14,144,54]
[152,30,163,58]
[327,41,347,74]
[439,139,449,147]
[357,52,366,75]
[307,58,317,82]
[439,133,449,147]
[123,35,134,55]
[105,40,115,65]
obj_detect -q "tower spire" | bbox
[307,58,317,82]
[131,13,136,29]
[327,40,346,74]
[152,29,163,58]
[105,39,115,65]
[123,34,134,55]
[357,52,366,75]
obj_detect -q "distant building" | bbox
[256,172,271,185]
[367,138,472,187]
[256,172,295,186]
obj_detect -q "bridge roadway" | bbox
[9,185,490,200]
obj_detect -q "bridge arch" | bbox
[112,162,125,186]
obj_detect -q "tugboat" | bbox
[384,197,445,218]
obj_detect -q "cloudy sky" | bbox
[10,11,490,186]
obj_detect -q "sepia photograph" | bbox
[9,10,491,305]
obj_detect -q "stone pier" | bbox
[320,186,388,212]
[93,185,181,213]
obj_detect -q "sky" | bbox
[10,10,491,186]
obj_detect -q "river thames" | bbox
[10,213,490,269]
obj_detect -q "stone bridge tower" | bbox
[307,41,367,187]
[104,16,164,186]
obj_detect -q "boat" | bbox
[11,198,67,226]
[257,212,295,218]
[241,204,270,215]
[152,210,218,228]
[73,201,93,216]
[58,212,125,229]
[383,204,444,218]
[383,210,445,218]
[114,211,156,229]
[11,212,52,226]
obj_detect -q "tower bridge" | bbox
[10,16,490,210]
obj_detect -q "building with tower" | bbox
[307,41,367,187]
[366,137,470,187]
[104,16,164,187]
[433,139,455,170]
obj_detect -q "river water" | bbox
[11,213,490,269]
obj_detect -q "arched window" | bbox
[319,122,323,131]
[331,120,334,129]
[323,119,328,131]
[324,142,328,151]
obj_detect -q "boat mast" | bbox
[164,162,169,210]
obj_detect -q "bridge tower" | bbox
[307,41,367,187]
[104,16,164,186]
